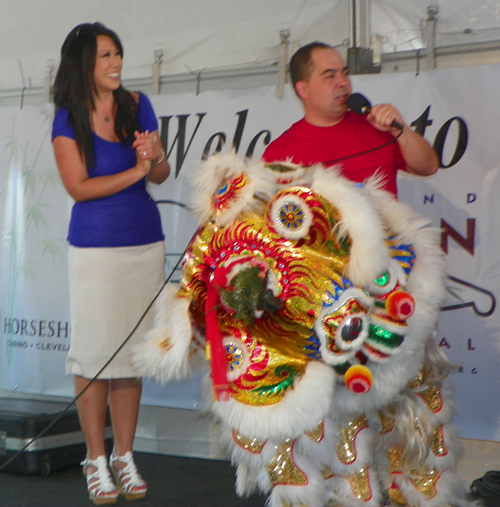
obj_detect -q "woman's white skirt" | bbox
[67,241,165,379]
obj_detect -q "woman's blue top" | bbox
[51,93,164,248]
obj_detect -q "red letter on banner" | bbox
[440,218,475,255]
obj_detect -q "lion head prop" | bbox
[134,154,470,507]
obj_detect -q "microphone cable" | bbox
[0,227,197,473]
[319,90,405,166]
[321,127,403,166]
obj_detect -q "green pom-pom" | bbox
[219,266,281,325]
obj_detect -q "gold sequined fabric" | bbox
[389,448,440,499]
[267,440,308,487]
[408,466,441,499]
[407,364,427,390]
[348,468,373,502]
[336,416,369,465]
[232,430,266,454]
[431,424,448,457]
[416,385,443,414]
[388,447,404,472]
[379,409,396,434]
[305,421,325,443]
[388,484,408,506]
[321,467,334,480]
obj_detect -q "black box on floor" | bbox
[0,398,111,475]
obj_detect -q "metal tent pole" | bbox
[347,0,380,75]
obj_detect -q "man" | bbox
[262,42,439,196]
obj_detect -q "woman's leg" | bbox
[74,375,109,459]
[75,376,118,502]
[108,377,142,456]
[108,378,147,499]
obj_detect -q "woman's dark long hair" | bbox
[53,22,141,168]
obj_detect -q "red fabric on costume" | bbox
[204,284,230,401]
[262,112,406,196]
[203,258,253,401]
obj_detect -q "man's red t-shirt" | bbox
[262,112,406,196]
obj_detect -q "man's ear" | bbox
[295,80,308,100]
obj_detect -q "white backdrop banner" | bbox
[1,64,499,440]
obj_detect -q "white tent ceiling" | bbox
[373,0,500,51]
[1,0,500,100]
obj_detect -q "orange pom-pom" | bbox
[344,365,373,394]
[385,291,415,321]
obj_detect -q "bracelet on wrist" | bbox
[152,149,166,165]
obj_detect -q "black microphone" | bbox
[347,92,404,131]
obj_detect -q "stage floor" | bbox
[460,438,500,484]
[0,439,498,507]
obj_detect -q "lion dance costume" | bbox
[133,154,472,507]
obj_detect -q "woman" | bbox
[52,23,170,505]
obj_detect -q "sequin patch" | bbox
[267,439,308,487]
[337,416,369,465]
[379,410,396,434]
[321,467,334,480]
[409,468,441,499]
[431,424,448,457]
[348,468,373,501]
[232,430,266,454]
[389,453,441,499]
[416,385,443,413]
[407,364,426,390]
[305,421,325,443]
[388,484,407,506]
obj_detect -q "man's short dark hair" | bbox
[289,41,333,89]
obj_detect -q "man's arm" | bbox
[395,125,439,176]
[367,104,439,176]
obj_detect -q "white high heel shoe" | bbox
[81,455,118,505]
[109,450,147,501]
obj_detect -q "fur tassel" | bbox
[381,394,435,469]
[310,168,391,286]
[189,152,248,225]
[132,284,198,384]
[363,179,447,308]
